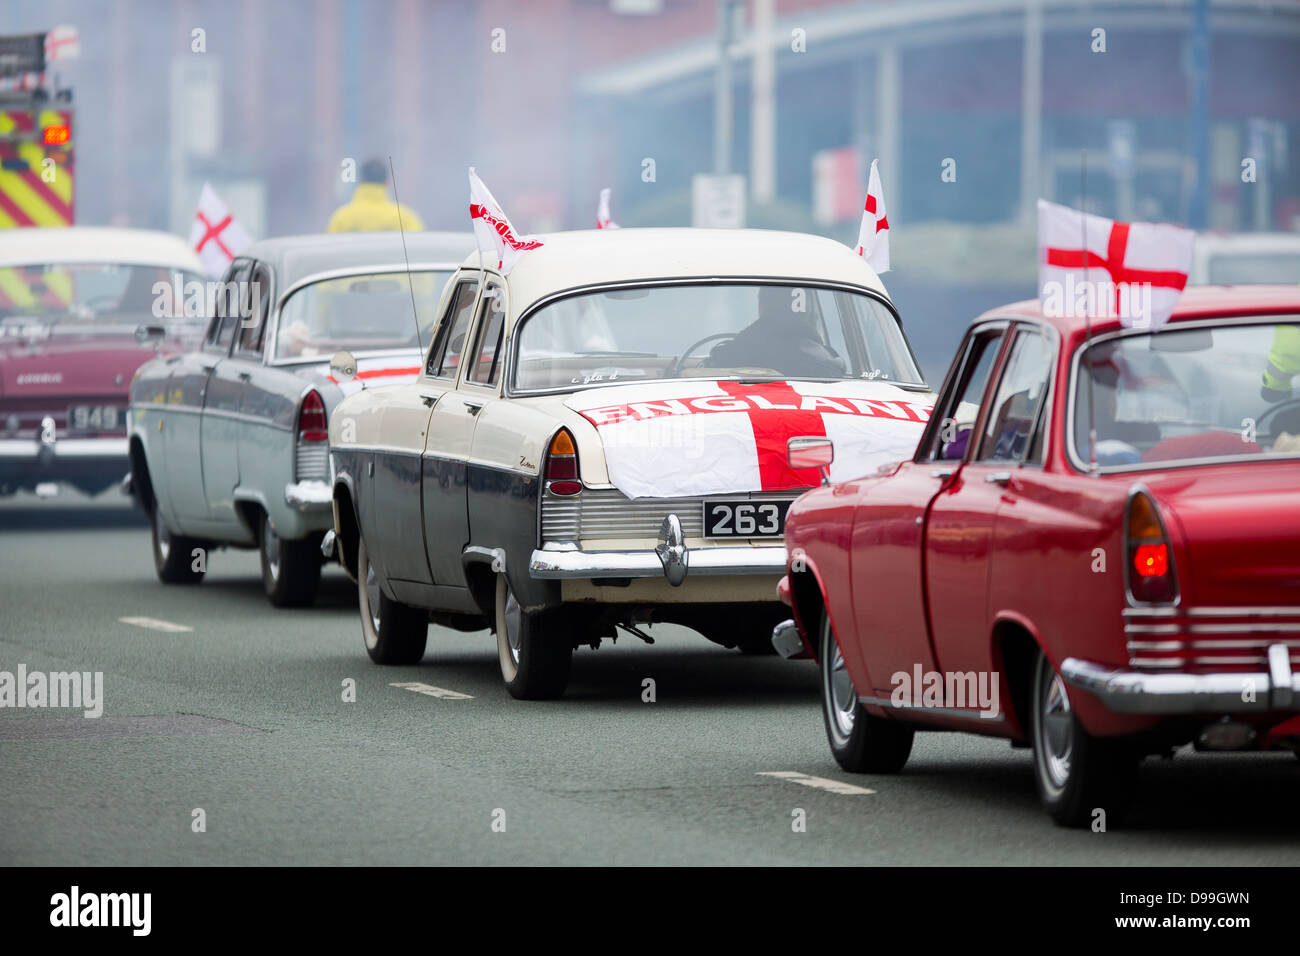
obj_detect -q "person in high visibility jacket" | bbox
[1261,324,1300,402]
[327,158,425,233]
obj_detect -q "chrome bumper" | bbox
[0,437,127,460]
[284,480,332,511]
[1062,645,1300,715]
[529,544,787,583]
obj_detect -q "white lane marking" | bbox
[757,771,876,795]
[119,616,193,633]
[389,681,474,700]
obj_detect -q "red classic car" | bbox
[0,227,202,498]
[776,285,1300,826]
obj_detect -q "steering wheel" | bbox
[1254,396,1300,434]
[668,332,737,378]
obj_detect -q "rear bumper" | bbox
[529,544,787,582]
[284,480,332,512]
[0,437,127,460]
[1061,645,1300,714]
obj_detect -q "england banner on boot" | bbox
[1037,199,1193,331]
[468,167,543,274]
[565,380,931,499]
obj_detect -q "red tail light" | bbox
[544,429,581,496]
[1126,491,1177,604]
[298,389,328,443]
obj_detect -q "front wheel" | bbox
[819,610,913,773]
[151,505,205,584]
[357,535,427,665]
[495,574,571,700]
[259,513,321,608]
[1031,650,1139,827]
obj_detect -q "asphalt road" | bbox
[2,493,1298,866]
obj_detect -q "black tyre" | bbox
[151,504,206,585]
[1031,650,1139,827]
[495,573,571,700]
[357,536,427,665]
[259,512,321,608]
[819,609,913,773]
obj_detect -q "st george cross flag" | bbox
[468,167,543,274]
[44,25,80,62]
[1037,199,1194,331]
[597,187,619,229]
[855,158,890,274]
[189,183,251,278]
[564,379,931,499]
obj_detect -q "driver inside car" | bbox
[707,285,845,378]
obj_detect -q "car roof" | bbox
[1194,232,1300,255]
[977,284,1300,336]
[461,228,891,311]
[0,226,202,271]
[245,231,476,291]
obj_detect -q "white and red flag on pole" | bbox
[855,158,890,274]
[468,167,542,275]
[189,183,251,278]
[1037,199,1193,331]
[597,187,619,229]
[45,25,80,62]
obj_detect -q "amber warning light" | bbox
[43,125,71,146]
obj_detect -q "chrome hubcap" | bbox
[263,522,281,581]
[155,509,170,561]
[1040,669,1074,789]
[504,589,522,666]
[823,619,857,741]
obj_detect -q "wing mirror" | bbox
[788,436,834,485]
[330,350,358,383]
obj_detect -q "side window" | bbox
[427,279,480,378]
[920,326,1005,463]
[468,286,506,386]
[976,327,1054,464]
[235,264,272,357]
[205,259,249,353]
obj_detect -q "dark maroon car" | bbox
[0,227,202,497]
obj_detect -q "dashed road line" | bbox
[390,681,474,700]
[757,771,876,795]
[119,616,193,633]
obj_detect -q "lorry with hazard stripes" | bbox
[0,30,74,229]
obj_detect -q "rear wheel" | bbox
[1031,650,1139,827]
[357,535,427,665]
[259,513,321,608]
[151,505,205,584]
[819,609,913,773]
[495,574,572,700]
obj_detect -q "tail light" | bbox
[298,389,328,443]
[544,429,581,496]
[1126,491,1177,604]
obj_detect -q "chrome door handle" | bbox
[462,399,484,415]
[238,371,252,382]
[419,393,438,407]
[200,363,216,374]
[984,471,1012,486]
[930,468,954,480]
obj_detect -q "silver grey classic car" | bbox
[329,228,935,698]
[126,232,473,606]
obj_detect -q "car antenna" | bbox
[1081,149,1099,475]
[388,155,423,357]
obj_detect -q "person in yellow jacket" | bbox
[327,158,425,233]
[1261,324,1300,402]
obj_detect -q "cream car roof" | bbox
[0,226,202,271]
[458,227,892,318]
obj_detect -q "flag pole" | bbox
[388,155,423,358]
[1082,149,1098,475]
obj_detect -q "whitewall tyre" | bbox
[357,536,427,665]
[494,573,571,700]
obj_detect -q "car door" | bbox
[927,324,1055,696]
[853,322,1007,696]
[424,279,506,587]
[167,259,248,522]
[198,265,254,526]
[369,274,480,588]
[231,262,280,509]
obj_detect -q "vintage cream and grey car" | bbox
[127,232,472,606]
[329,228,935,698]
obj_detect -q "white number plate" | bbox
[702,499,790,538]
[66,404,122,433]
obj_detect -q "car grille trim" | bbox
[541,488,796,542]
